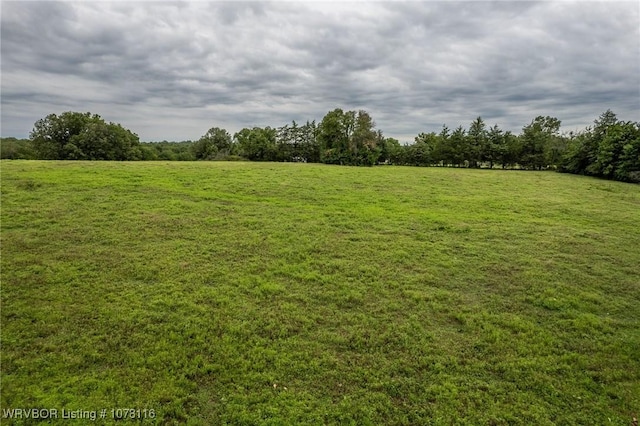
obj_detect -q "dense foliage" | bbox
[560,111,640,182]
[225,108,639,182]
[29,112,142,160]
[0,137,36,160]
[3,109,638,182]
[193,127,233,160]
[138,141,196,161]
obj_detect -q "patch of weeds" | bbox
[15,179,43,191]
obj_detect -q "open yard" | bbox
[1,161,639,424]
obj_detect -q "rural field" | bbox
[1,161,639,425]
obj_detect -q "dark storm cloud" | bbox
[1,1,638,142]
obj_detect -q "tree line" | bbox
[1,109,638,182]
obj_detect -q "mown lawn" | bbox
[1,160,639,425]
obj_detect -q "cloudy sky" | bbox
[1,1,638,143]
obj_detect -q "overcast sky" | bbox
[1,1,638,143]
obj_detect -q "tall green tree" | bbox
[593,121,640,180]
[467,116,487,167]
[432,125,451,166]
[561,131,592,174]
[317,109,380,165]
[409,132,437,166]
[276,124,293,161]
[521,116,561,170]
[562,110,619,176]
[585,110,621,176]
[485,124,504,169]
[381,137,404,164]
[235,127,277,161]
[30,112,141,160]
[299,120,320,163]
[194,127,232,160]
[502,131,521,169]
[561,111,640,182]
[616,122,640,182]
[544,133,569,169]
[449,126,467,167]
[318,108,349,164]
[350,110,379,165]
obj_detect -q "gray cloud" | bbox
[2,1,638,142]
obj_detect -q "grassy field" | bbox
[1,160,639,425]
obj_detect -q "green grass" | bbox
[1,161,639,425]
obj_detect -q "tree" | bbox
[561,131,592,175]
[74,121,142,160]
[593,109,619,143]
[501,131,521,169]
[318,108,349,164]
[449,126,467,167]
[616,122,640,182]
[544,132,569,169]
[235,127,277,161]
[382,137,404,164]
[432,125,451,166]
[277,121,313,162]
[193,136,217,160]
[29,112,141,160]
[317,109,380,165]
[409,132,437,166]
[593,121,640,180]
[350,110,379,165]
[299,120,320,163]
[560,111,640,182]
[521,116,561,170]
[585,110,620,176]
[467,116,487,167]
[275,124,293,161]
[561,110,620,176]
[194,127,232,160]
[485,124,504,169]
